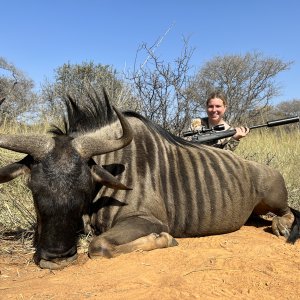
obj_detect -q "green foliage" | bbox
[54,61,123,97]
[40,61,138,119]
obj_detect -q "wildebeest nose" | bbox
[39,253,78,270]
[39,245,77,260]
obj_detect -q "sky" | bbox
[1,0,299,105]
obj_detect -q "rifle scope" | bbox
[182,124,225,137]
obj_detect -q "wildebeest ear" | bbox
[91,165,132,190]
[0,155,33,183]
[0,162,30,183]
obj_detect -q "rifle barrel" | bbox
[250,116,300,129]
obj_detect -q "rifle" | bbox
[182,116,300,144]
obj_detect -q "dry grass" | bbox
[0,149,35,231]
[236,127,300,210]
[0,121,45,253]
[0,123,299,254]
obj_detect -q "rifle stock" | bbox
[184,116,300,144]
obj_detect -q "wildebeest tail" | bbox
[287,207,300,244]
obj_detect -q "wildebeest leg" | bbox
[254,169,295,239]
[82,214,94,235]
[88,217,178,258]
[254,201,294,238]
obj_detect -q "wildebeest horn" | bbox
[0,135,54,160]
[72,106,133,159]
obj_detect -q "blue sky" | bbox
[1,0,299,104]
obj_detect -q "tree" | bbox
[127,37,195,135]
[40,61,138,122]
[276,99,300,117]
[188,52,292,125]
[0,57,37,122]
[238,99,300,128]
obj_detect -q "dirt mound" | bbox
[1,223,299,300]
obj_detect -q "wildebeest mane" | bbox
[49,89,194,147]
[123,110,194,147]
[49,90,117,136]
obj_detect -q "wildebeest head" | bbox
[0,91,133,269]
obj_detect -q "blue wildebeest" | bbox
[0,90,299,269]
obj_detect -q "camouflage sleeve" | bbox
[220,137,240,151]
[212,136,240,151]
[215,124,240,151]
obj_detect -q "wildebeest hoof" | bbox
[147,232,178,248]
[88,238,115,259]
[272,215,293,238]
[159,232,179,247]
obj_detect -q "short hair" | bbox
[206,90,227,106]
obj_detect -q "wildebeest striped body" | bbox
[0,90,298,269]
[92,115,285,239]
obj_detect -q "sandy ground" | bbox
[0,220,299,300]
